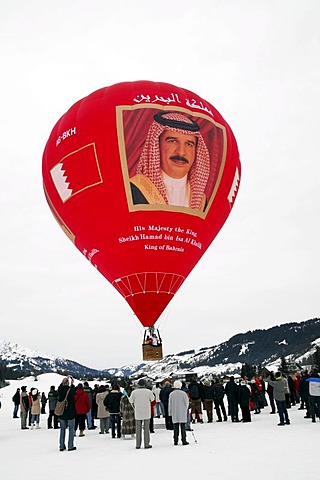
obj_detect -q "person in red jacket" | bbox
[74,383,90,437]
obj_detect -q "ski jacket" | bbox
[74,388,91,415]
[104,390,123,414]
[306,376,320,396]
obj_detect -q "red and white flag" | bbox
[51,143,102,202]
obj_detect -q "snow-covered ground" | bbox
[0,373,318,479]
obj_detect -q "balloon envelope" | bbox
[42,81,241,327]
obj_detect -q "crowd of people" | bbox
[9,369,320,451]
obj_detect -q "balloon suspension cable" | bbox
[156,302,172,333]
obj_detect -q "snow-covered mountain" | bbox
[1,317,319,382]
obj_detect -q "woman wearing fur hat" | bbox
[120,385,135,437]
[168,381,189,446]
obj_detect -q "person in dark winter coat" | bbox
[41,392,47,414]
[238,380,251,422]
[250,379,261,414]
[12,388,20,418]
[47,385,59,429]
[201,380,214,423]
[188,377,203,423]
[287,375,296,406]
[181,382,192,431]
[160,381,173,430]
[104,384,123,438]
[306,370,320,422]
[91,384,99,424]
[57,376,77,451]
[74,383,91,437]
[298,371,311,416]
[258,375,268,408]
[212,379,228,422]
[266,373,276,414]
[20,386,30,430]
[225,376,239,422]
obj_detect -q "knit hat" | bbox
[173,380,182,389]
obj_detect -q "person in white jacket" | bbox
[129,379,155,449]
[306,370,320,423]
[168,380,189,446]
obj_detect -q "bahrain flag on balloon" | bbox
[42,81,241,327]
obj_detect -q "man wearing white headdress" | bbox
[168,380,189,446]
[130,112,210,212]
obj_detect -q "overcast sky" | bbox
[1,1,319,369]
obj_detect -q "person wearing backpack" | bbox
[188,377,203,423]
[57,376,77,451]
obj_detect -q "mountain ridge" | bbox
[1,317,319,381]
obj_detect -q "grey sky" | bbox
[1,1,319,368]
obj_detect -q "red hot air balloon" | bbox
[42,81,241,360]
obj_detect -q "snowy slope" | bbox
[0,373,319,480]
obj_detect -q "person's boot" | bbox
[79,430,85,437]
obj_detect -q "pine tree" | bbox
[279,356,289,375]
[241,362,256,379]
[313,345,320,371]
